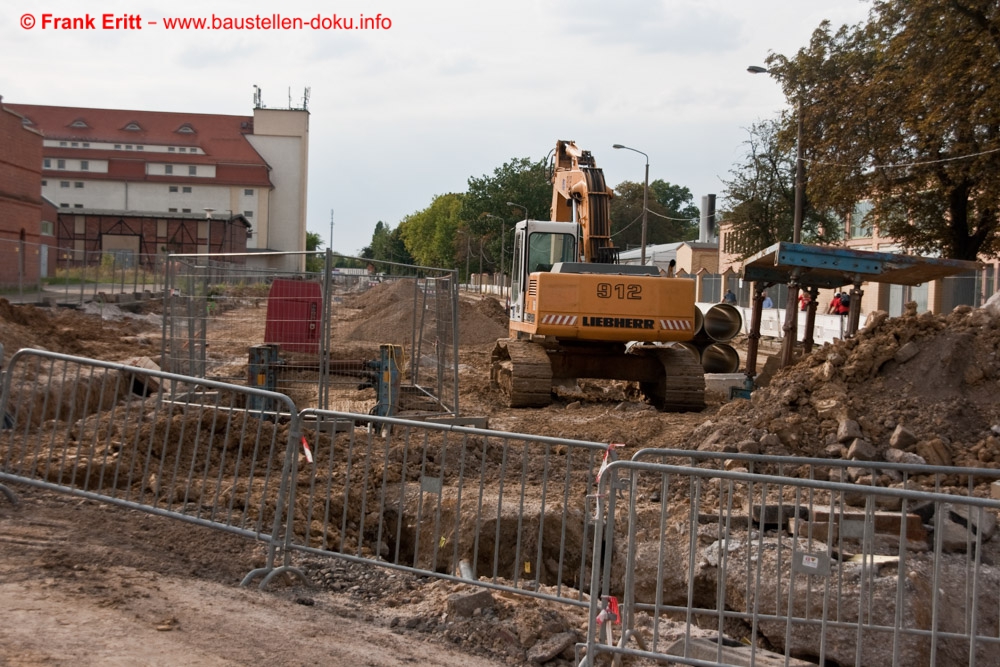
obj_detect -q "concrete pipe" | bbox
[700,342,740,374]
[671,341,701,361]
[693,307,704,338]
[703,304,743,342]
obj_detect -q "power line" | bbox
[807,145,1000,170]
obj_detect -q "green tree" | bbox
[768,2,1000,260]
[610,179,699,250]
[722,119,841,259]
[361,221,413,265]
[304,231,324,273]
[460,157,551,271]
[398,193,464,269]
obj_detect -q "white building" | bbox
[9,102,309,272]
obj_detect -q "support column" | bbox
[745,282,765,383]
[780,272,801,368]
[847,284,864,337]
[802,286,820,354]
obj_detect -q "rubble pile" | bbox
[690,302,1000,482]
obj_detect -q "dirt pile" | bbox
[691,302,1000,475]
[343,282,508,347]
[0,298,160,363]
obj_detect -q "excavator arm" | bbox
[550,140,617,263]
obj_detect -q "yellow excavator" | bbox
[490,140,705,411]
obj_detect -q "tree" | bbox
[361,221,413,266]
[460,157,551,271]
[304,231,324,273]
[768,2,1000,260]
[610,179,699,250]
[722,119,841,259]
[397,193,464,269]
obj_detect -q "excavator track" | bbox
[490,339,553,408]
[636,346,706,413]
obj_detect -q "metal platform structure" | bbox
[738,242,980,385]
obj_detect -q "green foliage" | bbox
[460,157,551,271]
[610,179,699,250]
[768,2,1000,260]
[361,221,413,265]
[398,193,464,269]
[304,231,324,273]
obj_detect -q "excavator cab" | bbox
[508,220,578,324]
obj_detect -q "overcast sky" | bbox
[3,0,871,258]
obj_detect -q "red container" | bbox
[263,279,323,354]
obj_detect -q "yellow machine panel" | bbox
[513,271,697,342]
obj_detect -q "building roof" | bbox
[7,104,269,167]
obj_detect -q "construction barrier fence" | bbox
[580,450,1000,667]
[3,352,1000,667]
[162,251,460,418]
[0,348,299,576]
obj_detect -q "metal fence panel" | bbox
[580,452,1000,667]
[162,253,460,417]
[285,408,610,606]
[0,349,299,564]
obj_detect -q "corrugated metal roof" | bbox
[741,242,980,288]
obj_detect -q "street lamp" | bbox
[748,65,804,244]
[612,144,649,264]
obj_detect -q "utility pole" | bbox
[329,209,335,255]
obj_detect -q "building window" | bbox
[125,145,133,150]
[244,188,254,196]
[82,142,90,147]
[41,220,54,235]
[182,186,192,193]
[114,144,121,150]
[165,165,173,175]
[57,159,66,169]
[190,148,199,154]
[60,181,70,188]
[179,147,187,153]
[124,122,142,131]
[136,145,144,151]
[41,180,47,186]
[188,166,197,176]
[43,158,51,168]
[74,182,84,188]
[182,208,192,213]
[73,204,83,209]
[850,200,874,239]
[168,208,178,212]
[60,203,69,208]
[80,160,89,171]
[59,141,67,147]
[244,211,254,218]
[70,120,88,129]
[71,142,79,147]
[169,186,179,193]
[168,147,175,152]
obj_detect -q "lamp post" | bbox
[748,65,803,244]
[612,144,649,263]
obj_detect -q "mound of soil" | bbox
[691,303,1000,473]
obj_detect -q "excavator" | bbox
[490,140,705,411]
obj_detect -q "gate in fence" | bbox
[580,451,1000,667]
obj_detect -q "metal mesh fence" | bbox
[580,451,1000,667]
[162,252,460,417]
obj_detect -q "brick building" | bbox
[55,209,251,264]
[0,99,49,287]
